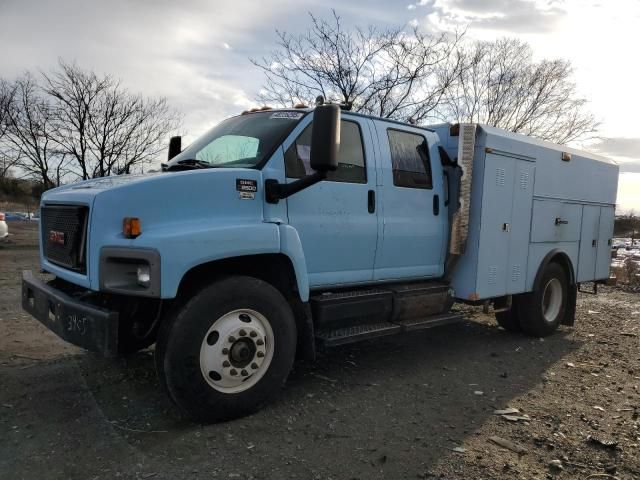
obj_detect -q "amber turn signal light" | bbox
[123,217,141,238]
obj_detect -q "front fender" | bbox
[278,224,310,301]
[138,223,282,298]
[114,223,311,301]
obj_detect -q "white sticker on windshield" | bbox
[270,111,304,120]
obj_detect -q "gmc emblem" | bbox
[48,230,66,246]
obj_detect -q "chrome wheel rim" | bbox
[199,309,274,394]
[542,278,562,323]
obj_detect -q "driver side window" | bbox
[284,120,366,183]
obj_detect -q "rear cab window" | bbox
[387,129,433,189]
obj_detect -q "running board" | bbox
[315,313,463,348]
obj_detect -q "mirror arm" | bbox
[265,171,327,204]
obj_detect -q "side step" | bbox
[310,281,453,331]
[315,313,463,348]
[315,322,402,347]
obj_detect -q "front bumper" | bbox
[21,271,119,356]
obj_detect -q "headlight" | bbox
[137,265,151,287]
[99,247,160,297]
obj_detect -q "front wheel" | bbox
[155,276,297,423]
[517,263,568,337]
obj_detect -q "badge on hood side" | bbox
[236,178,257,200]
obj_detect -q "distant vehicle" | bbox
[0,213,8,241]
[21,105,618,423]
[4,212,28,221]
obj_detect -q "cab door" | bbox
[372,123,448,280]
[284,115,379,288]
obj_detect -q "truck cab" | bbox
[22,104,618,422]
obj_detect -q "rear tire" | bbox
[495,307,521,333]
[155,276,296,423]
[517,263,568,337]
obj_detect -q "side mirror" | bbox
[310,104,340,173]
[168,136,182,161]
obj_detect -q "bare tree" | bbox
[252,11,462,124]
[3,74,67,188]
[41,61,111,180]
[42,60,181,180]
[0,79,21,179]
[438,38,598,144]
[254,13,596,143]
[86,87,179,176]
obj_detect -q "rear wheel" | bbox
[495,304,521,333]
[517,263,568,337]
[155,276,296,423]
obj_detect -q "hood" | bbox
[43,172,164,199]
[68,172,164,190]
[41,169,258,206]
[42,168,265,225]
[39,167,269,292]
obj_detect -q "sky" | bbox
[0,0,638,211]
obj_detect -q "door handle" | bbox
[433,194,440,216]
[443,171,450,206]
[367,190,375,214]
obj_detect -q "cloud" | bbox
[617,173,640,213]
[591,137,640,160]
[0,0,416,142]
[415,0,567,33]
[588,137,640,174]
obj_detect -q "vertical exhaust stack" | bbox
[449,124,476,256]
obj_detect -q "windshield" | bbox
[167,110,308,170]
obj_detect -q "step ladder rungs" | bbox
[315,313,464,347]
[315,322,402,347]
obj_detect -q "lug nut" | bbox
[228,336,236,343]
[222,348,229,355]
[250,331,257,338]
[230,369,238,376]
[251,362,258,370]
[241,369,248,377]
[239,329,247,337]
[256,339,264,346]
[257,351,265,358]
[222,360,230,367]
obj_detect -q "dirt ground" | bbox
[1,223,639,480]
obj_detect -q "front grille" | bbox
[41,205,89,273]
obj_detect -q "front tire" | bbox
[517,263,568,337]
[155,276,296,423]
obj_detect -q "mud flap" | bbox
[561,284,577,326]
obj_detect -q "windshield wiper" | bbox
[166,159,214,171]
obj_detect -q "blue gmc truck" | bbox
[21,102,618,422]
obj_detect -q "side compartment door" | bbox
[506,160,535,294]
[284,115,379,287]
[595,206,615,280]
[372,124,447,280]
[476,153,515,297]
[577,205,600,282]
